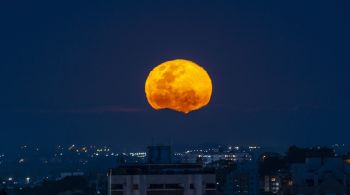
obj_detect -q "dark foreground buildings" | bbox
[108,145,217,195]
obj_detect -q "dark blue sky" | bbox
[0,1,349,151]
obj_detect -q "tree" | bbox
[15,176,97,195]
[285,146,335,164]
[259,153,287,176]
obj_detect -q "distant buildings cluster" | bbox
[1,144,350,194]
[109,144,350,195]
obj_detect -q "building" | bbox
[108,145,217,195]
[225,162,259,195]
[289,157,350,194]
[58,172,84,180]
[108,164,216,195]
[264,175,281,194]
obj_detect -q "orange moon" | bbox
[145,59,212,113]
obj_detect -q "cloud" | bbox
[61,105,144,113]
[211,103,340,113]
[11,105,145,114]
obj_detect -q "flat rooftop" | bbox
[109,163,215,175]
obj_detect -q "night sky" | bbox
[0,1,349,151]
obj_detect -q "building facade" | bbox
[225,162,259,195]
[108,164,216,195]
[289,157,350,194]
[109,145,216,195]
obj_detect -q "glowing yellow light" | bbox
[145,59,212,113]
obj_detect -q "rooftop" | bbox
[109,163,215,175]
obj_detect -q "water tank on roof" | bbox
[147,145,172,164]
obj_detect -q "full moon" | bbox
[145,59,212,113]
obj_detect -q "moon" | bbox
[145,59,212,113]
